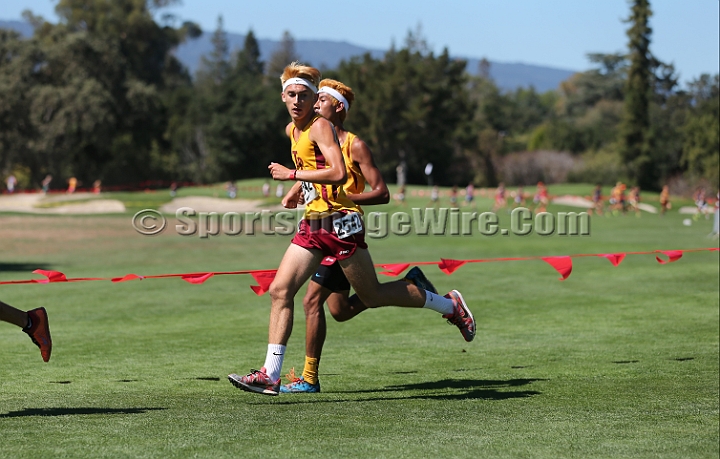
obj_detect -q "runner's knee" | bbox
[330,309,353,322]
[330,299,367,322]
[269,281,294,304]
[353,291,381,309]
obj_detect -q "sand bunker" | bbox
[159,196,288,214]
[551,195,658,213]
[0,193,293,215]
[551,195,594,208]
[0,193,126,214]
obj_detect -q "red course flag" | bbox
[542,256,573,281]
[600,253,626,267]
[250,270,277,295]
[182,273,215,284]
[32,269,67,283]
[655,250,683,264]
[438,258,467,275]
[111,274,145,283]
[378,263,410,277]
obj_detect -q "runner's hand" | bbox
[269,162,293,181]
[282,188,302,209]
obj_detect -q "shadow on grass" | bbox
[0,262,53,273]
[246,378,546,405]
[376,378,544,401]
[0,407,166,418]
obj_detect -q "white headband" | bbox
[318,86,351,113]
[282,77,318,94]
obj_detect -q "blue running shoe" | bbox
[404,266,438,294]
[280,376,321,393]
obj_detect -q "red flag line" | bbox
[0,248,716,294]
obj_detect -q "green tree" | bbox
[208,30,287,179]
[266,30,298,79]
[199,15,229,83]
[169,25,288,183]
[528,53,626,155]
[681,74,720,185]
[463,71,510,186]
[237,30,263,75]
[10,0,198,185]
[645,60,685,184]
[620,0,654,188]
[336,42,472,185]
[507,86,557,135]
[172,16,229,183]
[0,30,36,180]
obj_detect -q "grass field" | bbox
[1,182,718,458]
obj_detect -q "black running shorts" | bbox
[310,261,351,292]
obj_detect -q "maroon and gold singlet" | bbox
[291,116,360,218]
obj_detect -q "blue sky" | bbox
[4,0,718,83]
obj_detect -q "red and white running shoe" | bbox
[442,290,476,342]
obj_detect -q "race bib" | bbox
[333,212,363,239]
[301,180,318,204]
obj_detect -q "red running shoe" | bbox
[442,290,476,342]
[23,307,52,362]
[228,367,280,396]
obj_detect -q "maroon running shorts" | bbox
[291,212,367,261]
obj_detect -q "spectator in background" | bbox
[591,183,603,216]
[609,182,626,215]
[428,185,440,208]
[659,185,671,216]
[6,174,17,194]
[712,190,719,237]
[464,183,476,209]
[449,185,458,208]
[262,180,271,198]
[226,181,237,199]
[512,186,526,210]
[627,186,641,217]
[693,187,708,220]
[42,175,53,194]
[67,177,77,194]
[394,185,406,206]
[492,183,505,212]
[532,181,549,213]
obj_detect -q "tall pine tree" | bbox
[620,0,653,188]
[266,31,298,79]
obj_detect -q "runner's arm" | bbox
[346,137,389,205]
[269,119,347,185]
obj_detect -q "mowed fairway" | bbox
[1,184,718,459]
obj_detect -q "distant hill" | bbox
[0,19,33,38]
[176,31,387,74]
[0,19,577,92]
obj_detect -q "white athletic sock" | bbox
[422,291,455,315]
[263,344,286,382]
